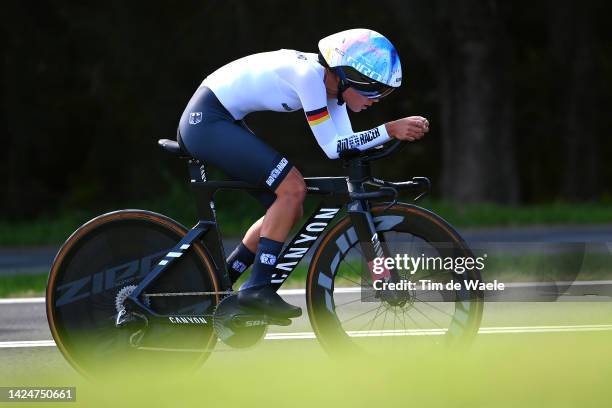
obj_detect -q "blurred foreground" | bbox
[2,328,611,407]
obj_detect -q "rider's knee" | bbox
[276,171,306,206]
[282,185,306,210]
[292,180,307,204]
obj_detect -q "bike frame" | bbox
[126,141,428,322]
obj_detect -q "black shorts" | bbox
[178,86,293,209]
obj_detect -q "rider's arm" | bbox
[293,67,391,159]
[326,100,353,134]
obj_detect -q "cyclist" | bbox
[178,28,429,319]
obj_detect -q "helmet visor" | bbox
[350,83,395,99]
[341,67,396,99]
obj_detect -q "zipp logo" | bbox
[55,243,191,308]
[55,249,168,307]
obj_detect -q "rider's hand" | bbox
[385,116,429,141]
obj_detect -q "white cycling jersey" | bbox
[201,49,390,159]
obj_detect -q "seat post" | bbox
[185,158,231,288]
[187,159,207,183]
[187,159,216,222]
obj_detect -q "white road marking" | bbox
[0,340,56,348]
[2,324,611,349]
[0,297,45,304]
[266,324,612,340]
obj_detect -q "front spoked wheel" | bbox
[307,203,484,355]
[46,210,221,377]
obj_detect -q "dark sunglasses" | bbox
[352,86,395,99]
[345,78,395,99]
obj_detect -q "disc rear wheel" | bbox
[46,210,221,377]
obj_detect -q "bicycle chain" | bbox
[143,291,234,297]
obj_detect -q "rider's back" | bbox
[201,49,323,120]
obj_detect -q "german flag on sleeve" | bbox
[306,107,331,126]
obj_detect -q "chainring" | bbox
[213,295,268,349]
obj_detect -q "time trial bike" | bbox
[46,137,483,377]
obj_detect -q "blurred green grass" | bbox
[1,330,611,407]
[0,272,48,298]
[2,181,612,246]
[420,198,612,226]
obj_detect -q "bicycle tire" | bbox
[46,210,221,377]
[306,203,484,354]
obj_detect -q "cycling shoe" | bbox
[237,286,302,318]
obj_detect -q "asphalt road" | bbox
[0,301,50,342]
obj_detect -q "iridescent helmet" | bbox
[318,28,402,102]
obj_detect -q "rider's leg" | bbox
[226,217,262,283]
[260,167,305,240]
[226,242,255,283]
[241,216,264,253]
[241,175,305,250]
[227,167,306,283]
[238,168,306,318]
[245,168,306,287]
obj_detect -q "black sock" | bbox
[240,237,284,290]
[226,242,255,284]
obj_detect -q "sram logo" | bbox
[244,320,267,327]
